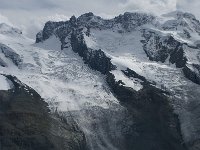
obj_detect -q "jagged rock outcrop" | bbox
[0,44,22,66]
[0,75,87,150]
[141,29,187,66]
[114,12,156,31]
[169,44,187,68]
[122,68,148,84]
[183,64,200,84]
[70,28,115,74]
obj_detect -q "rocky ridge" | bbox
[37,11,200,85]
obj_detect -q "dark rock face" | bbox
[141,30,187,66]
[183,64,200,84]
[41,21,61,41]
[36,21,68,43]
[0,75,87,150]
[114,12,155,31]
[36,31,43,43]
[122,68,148,83]
[169,45,187,68]
[0,44,22,66]
[106,72,187,150]
[70,16,78,27]
[84,48,116,74]
[70,30,115,74]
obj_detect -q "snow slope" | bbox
[0,75,12,90]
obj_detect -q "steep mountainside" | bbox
[1,11,200,150]
[0,75,86,150]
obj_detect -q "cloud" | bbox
[119,0,177,15]
[177,0,200,19]
[0,0,199,39]
[0,13,12,25]
[0,0,58,10]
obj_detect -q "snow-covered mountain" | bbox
[1,11,200,150]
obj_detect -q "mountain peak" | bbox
[115,11,155,20]
[81,12,95,17]
[69,15,77,26]
[77,12,102,23]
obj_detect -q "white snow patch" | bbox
[0,75,12,90]
[111,70,143,91]
[33,35,61,50]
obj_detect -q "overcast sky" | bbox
[0,0,199,39]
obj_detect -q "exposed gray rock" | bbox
[70,29,116,74]
[141,29,185,64]
[0,57,7,67]
[183,64,200,84]
[0,44,22,66]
